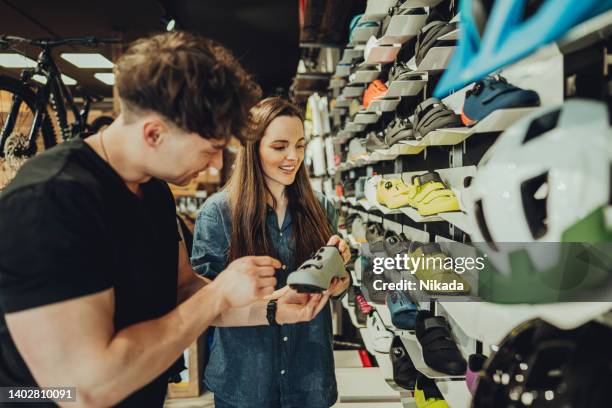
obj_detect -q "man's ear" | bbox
[142,117,167,148]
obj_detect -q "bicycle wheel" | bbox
[0,75,56,188]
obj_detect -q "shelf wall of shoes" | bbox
[301,1,612,407]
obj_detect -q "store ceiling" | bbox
[0,0,299,100]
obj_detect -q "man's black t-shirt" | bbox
[0,139,180,406]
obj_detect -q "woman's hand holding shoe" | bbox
[265,286,330,324]
[326,235,351,296]
[327,235,351,264]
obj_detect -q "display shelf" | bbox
[368,97,402,113]
[438,28,460,41]
[366,44,402,64]
[400,0,444,8]
[353,68,382,83]
[398,206,444,223]
[351,25,382,44]
[336,96,352,108]
[376,203,403,215]
[378,14,428,45]
[399,335,466,380]
[370,149,402,162]
[357,198,371,210]
[401,107,540,148]
[372,348,395,381]
[374,304,394,329]
[342,85,367,98]
[355,111,381,124]
[361,0,397,22]
[436,380,472,408]
[345,121,367,132]
[335,130,355,143]
[340,47,365,65]
[335,64,351,77]
[385,79,427,98]
[438,301,612,347]
[331,107,348,117]
[375,143,425,157]
[438,212,472,235]
[558,9,612,54]
[360,198,375,211]
[330,78,347,89]
[335,368,404,404]
[408,46,456,72]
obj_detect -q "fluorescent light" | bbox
[32,74,76,86]
[166,19,176,31]
[0,53,37,68]
[94,73,115,85]
[33,75,47,84]
[61,74,77,85]
[61,53,113,68]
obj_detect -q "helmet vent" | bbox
[523,109,561,144]
[521,172,549,239]
[475,199,498,251]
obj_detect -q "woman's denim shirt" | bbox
[191,190,338,408]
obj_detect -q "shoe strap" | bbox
[413,242,443,255]
[415,184,456,204]
[480,86,520,104]
[412,171,443,186]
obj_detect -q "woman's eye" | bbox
[273,146,285,151]
[297,145,306,150]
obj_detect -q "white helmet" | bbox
[466,99,612,278]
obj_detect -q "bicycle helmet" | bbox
[465,99,612,303]
[473,318,612,408]
[435,0,612,97]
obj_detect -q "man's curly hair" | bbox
[115,31,262,142]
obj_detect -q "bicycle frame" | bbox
[31,47,87,141]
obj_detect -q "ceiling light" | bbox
[32,75,47,84]
[32,74,76,86]
[61,74,77,85]
[61,53,113,69]
[166,18,176,31]
[0,53,37,68]
[94,73,115,85]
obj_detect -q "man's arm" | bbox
[6,255,278,408]
[177,242,330,327]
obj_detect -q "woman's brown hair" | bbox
[225,97,333,264]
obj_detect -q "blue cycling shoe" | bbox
[461,75,540,126]
[386,290,418,330]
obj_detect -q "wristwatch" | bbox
[266,300,279,326]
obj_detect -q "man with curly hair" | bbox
[0,32,330,407]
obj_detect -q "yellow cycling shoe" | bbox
[410,243,471,295]
[410,172,460,216]
[414,375,449,408]
[376,178,413,208]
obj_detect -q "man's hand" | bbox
[265,286,330,325]
[327,235,351,264]
[212,256,280,309]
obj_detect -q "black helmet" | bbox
[473,318,612,408]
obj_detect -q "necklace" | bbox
[99,129,110,163]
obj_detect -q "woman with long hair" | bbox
[191,96,350,408]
